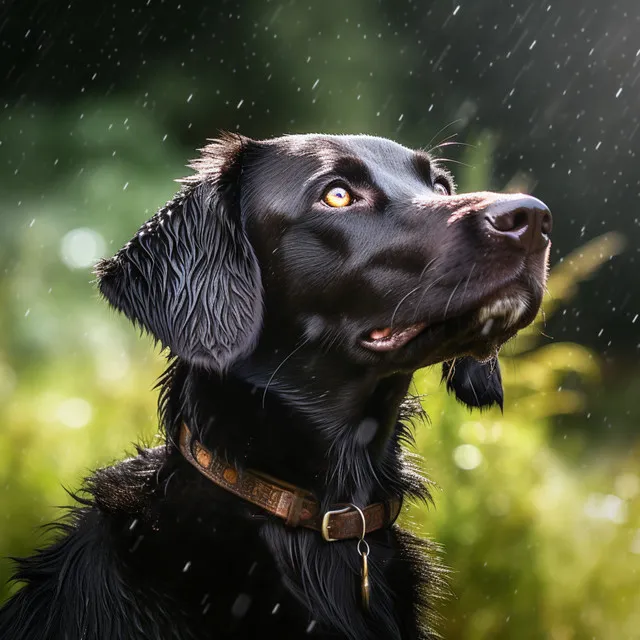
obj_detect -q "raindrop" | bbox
[481,318,494,336]
[231,593,252,618]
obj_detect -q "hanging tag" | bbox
[361,549,370,611]
[351,504,371,613]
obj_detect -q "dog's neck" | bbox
[162,349,424,507]
[159,350,433,640]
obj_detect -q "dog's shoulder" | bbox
[0,506,130,638]
[88,444,168,514]
[0,446,187,640]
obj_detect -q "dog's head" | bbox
[96,133,551,410]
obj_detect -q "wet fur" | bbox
[0,133,545,639]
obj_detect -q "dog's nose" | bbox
[485,195,552,253]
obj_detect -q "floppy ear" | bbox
[442,356,503,411]
[95,135,263,372]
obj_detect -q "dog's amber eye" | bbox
[323,186,353,208]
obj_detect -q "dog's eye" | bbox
[433,179,451,196]
[323,186,353,208]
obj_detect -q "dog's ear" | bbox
[95,135,263,372]
[442,356,503,411]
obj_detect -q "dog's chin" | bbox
[359,288,541,367]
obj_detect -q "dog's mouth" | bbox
[360,293,531,353]
[360,324,427,352]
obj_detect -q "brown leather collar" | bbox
[179,423,401,541]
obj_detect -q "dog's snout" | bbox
[485,196,552,253]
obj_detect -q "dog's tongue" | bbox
[361,323,426,352]
[369,327,393,340]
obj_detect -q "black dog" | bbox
[0,133,551,639]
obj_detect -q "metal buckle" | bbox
[321,506,353,542]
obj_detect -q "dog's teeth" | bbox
[370,327,392,340]
[478,295,527,328]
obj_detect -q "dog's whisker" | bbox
[389,285,422,329]
[431,157,471,167]
[389,258,440,329]
[443,277,464,321]
[459,262,477,308]
[262,338,311,408]
[431,140,474,152]
[424,120,463,152]
[411,272,449,324]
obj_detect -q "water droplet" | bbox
[231,593,252,618]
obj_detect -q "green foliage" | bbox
[0,102,174,598]
[0,109,638,640]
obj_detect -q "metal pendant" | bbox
[361,549,370,611]
[349,503,372,612]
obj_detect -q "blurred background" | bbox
[1,0,639,637]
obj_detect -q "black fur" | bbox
[97,136,263,372]
[442,357,504,410]
[0,133,550,639]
